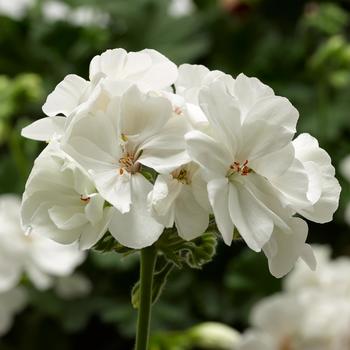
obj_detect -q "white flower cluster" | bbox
[238,245,350,350]
[21,48,341,277]
[0,195,85,336]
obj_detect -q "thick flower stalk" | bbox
[20,48,341,349]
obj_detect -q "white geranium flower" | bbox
[62,85,190,248]
[21,142,112,250]
[239,290,350,350]
[148,162,210,240]
[63,84,189,211]
[0,194,84,291]
[0,287,27,337]
[186,81,299,252]
[21,47,178,142]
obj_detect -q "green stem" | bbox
[135,245,158,350]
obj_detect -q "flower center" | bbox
[227,160,252,178]
[119,153,140,175]
[172,168,191,184]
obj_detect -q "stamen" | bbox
[118,153,140,174]
[174,106,183,115]
[80,195,90,203]
[228,160,251,177]
[172,168,191,184]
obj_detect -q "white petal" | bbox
[108,207,164,249]
[233,73,274,115]
[92,170,132,214]
[138,116,190,173]
[21,116,66,141]
[207,178,233,245]
[263,217,311,278]
[174,186,209,240]
[89,48,127,83]
[237,120,292,163]
[269,159,311,210]
[185,130,231,178]
[135,49,178,89]
[63,106,120,166]
[79,207,114,250]
[31,238,84,276]
[245,95,298,133]
[249,143,295,178]
[303,161,322,204]
[84,194,105,225]
[48,206,87,230]
[299,175,341,223]
[293,133,341,223]
[191,169,211,212]
[199,81,240,153]
[43,74,89,117]
[139,149,190,174]
[148,174,181,226]
[228,183,274,252]
[300,243,317,271]
[120,85,172,144]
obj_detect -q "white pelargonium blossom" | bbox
[61,85,191,248]
[238,245,350,350]
[238,290,350,350]
[0,287,27,337]
[21,48,178,142]
[185,69,340,277]
[21,142,112,250]
[0,194,84,291]
[148,162,210,240]
[20,49,341,278]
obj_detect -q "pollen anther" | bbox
[228,160,251,177]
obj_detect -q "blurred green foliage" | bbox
[1,0,350,349]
